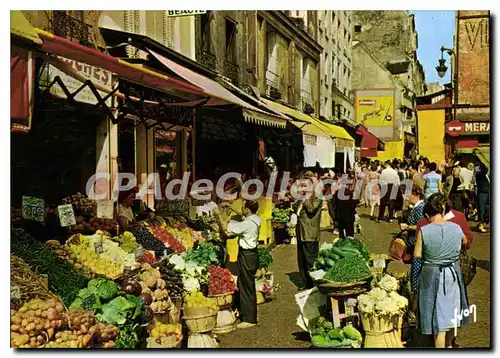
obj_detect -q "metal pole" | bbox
[192,108,196,182]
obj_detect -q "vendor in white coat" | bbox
[214,200,261,329]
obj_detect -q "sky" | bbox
[410,10,455,86]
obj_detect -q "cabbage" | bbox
[377,274,399,292]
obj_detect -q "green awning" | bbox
[11,11,42,44]
[455,148,474,154]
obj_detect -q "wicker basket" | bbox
[212,322,236,334]
[361,313,404,348]
[183,306,217,318]
[208,293,233,308]
[146,335,182,348]
[183,313,217,333]
[360,313,397,333]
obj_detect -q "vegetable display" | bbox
[129,227,167,259]
[11,229,89,306]
[208,265,236,296]
[114,323,140,349]
[112,231,139,254]
[156,260,185,297]
[149,321,182,342]
[69,278,119,312]
[185,242,219,267]
[95,295,144,326]
[166,226,196,249]
[10,254,60,309]
[62,192,97,218]
[257,248,274,270]
[333,237,371,262]
[323,256,372,283]
[69,217,118,234]
[184,291,217,311]
[358,275,408,317]
[149,226,185,253]
[309,317,363,348]
[136,265,174,314]
[272,207,293,223]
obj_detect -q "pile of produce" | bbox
[189,214,219,232]
[114,323,140,349]
[257,247,274,270]
[166,226,196,249]
[136,266,173,314]
[155,260,185,298]
[149,226,185,253]
[112,231,139,254]
[208,265,236,296]
[10,255,60,309]
[129,227,169,259]
[65,234,127,279]
[309,317,363,348]
[69,217,119,234]
[11,229,89,306]
[357,275,408,317]
[323,256,372,283]
[10,298,65,348]
[62,192,97,217]
[185,241,219,267]
[155,199,189,218]
[333,237,371,262]
[184,291,217,312]
[148,321,182,345]
[168,254,207,293]
[272,207,293,223]
[69,278,119,312]
[95,294,145,326]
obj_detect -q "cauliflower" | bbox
[185,261,199,276]
[375,296,399,315]
[357,294,375,314]
[182,276,200,292]
[169,254,186,271]
[367,287,387,301]
[389,291,408,309]
[377,274,399,292]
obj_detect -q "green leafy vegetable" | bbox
[334,237,370,262]
[324,256,372,283]
[88,278,118,300]
[258,248,274,269]
[95,295,144,326]
[185,242,219,267]
[115,324,140,349]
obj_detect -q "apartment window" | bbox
[354,25,362,33]
[225,18,237,61]
[332,11,335,23]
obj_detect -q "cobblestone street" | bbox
[218,208,491,348]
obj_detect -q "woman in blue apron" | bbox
[413,195,470,348]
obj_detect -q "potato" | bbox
[11,324,20,332]
[19,306,28,313]
[21,319,29,327]
[35,324,44,332]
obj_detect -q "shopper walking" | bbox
[413,195,470,348]
[377,160,400,222]
[409,162,425,192]
[476,163,490,233]
[335,173,359,238]
[214,200,261,329]
[294,173,322,289]
[366,164,381,219]
[444,166,464,212]
[423,162,442,201]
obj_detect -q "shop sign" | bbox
[44,56,113,106]
[303,134,317,145]
[464,121,490,135]
[446,120,490,136]
[22,196,45,222]
[97,200,114,219]
[57,204,76,227]
[166,10,206,17]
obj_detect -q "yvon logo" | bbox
[450,304,476,336]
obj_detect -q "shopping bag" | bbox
[459,249,477,286]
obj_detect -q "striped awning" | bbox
[242,109,286,128]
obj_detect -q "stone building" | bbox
[316,10,354,123]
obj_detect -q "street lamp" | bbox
[435,46,458,122]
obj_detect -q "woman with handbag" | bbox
[413,195,470,348]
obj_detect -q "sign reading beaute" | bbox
[166,10,207,17]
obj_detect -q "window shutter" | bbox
[124,11,135,58]
[163,12,175,48]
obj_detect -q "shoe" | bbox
[236,322,257,329]
[389,219,394,223]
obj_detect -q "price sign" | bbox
[58,204,76,227]
[22,196,45,222]
[97,200,114,219]
[373,258,386,269]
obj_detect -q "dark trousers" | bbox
[237,248,258,324]
[378,183,396,220]
[449,193,463,212]
[297,240,319,289]
[327,200,337,230]
[338,219,355,238]
[478,192,489,223]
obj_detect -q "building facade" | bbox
[316,10,354,123]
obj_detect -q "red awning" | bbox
[356,125,384,151]
[360,148,378,158]
[455,139,479,149]
[35,29,207,99]
[11,45,34,131]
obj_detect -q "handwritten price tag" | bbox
[58,204,76,227]
[22,196,45,222]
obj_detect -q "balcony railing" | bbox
[52,11,93,46]
[223,59,239,86]
[196,49,217,70]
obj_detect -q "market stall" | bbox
[296,236,407,349]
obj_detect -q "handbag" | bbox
[459,249,477,286]
[388,230,412,264]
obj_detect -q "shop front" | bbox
[445,118,490,168]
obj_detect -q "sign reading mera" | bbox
[464,121,490,134]
[166,10,207,17]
